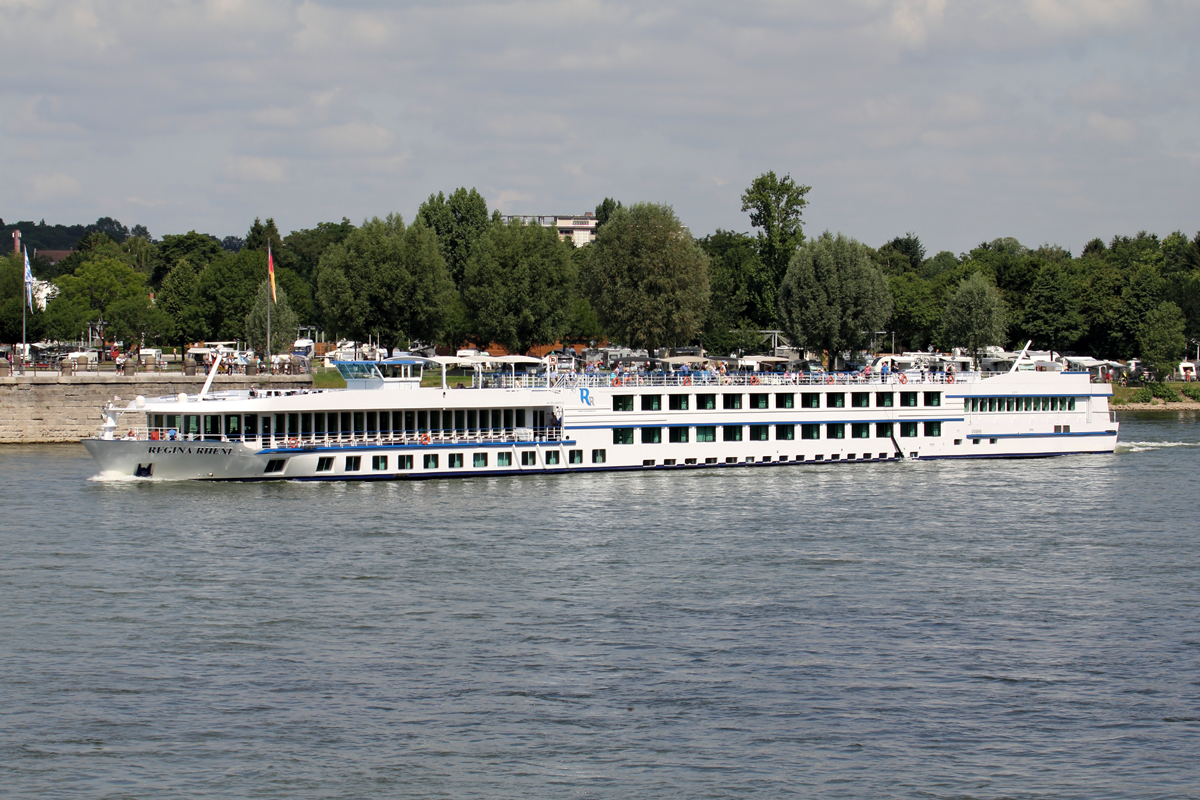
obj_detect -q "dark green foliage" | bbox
[587,203,710,352]
[1137,302,1186,380]
[594,198,623,230]
[1023,262,1087,351]
[941,272,1007,369]
[154,231,224,285]
[0,253,45,343]
[699,229,773,346]
[888,233,925,270]
[245,279,298,357]
[1130,386,1154,403]
[244,217,283,252]
[1181,384,1200,402]
[462,219,576,354]
[778,232,892,368]
[278,218,355,286]
[417,188,490,288]
[1148,381,1181,402]
[742,171,810,291]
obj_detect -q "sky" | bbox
[2,0,1198,256]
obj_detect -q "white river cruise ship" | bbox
[82,353,1120,481]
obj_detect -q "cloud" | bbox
[0,0,1196,253]
[27,172,82,202]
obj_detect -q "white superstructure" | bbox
[81,354,1119,481]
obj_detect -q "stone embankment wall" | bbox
[0,374,313,443]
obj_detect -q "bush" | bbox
[1181,384,1200,402]
[1150,382,1181,402]
[1130,387,1154,403]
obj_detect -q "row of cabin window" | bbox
[309,448,608,473]
[613,392,941,412]
[154,408,535,439]
[613,421,941,443]
[968,396,1078,413]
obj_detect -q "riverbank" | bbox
[0,373,312,443]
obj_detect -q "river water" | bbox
[2,413,1198,799]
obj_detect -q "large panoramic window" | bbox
[723,425,743,442]
[696,426,716,442]
[697,394,716,410]
[776,424,795,440]
[613,428,635,445]
[749,425,769,441]
[669,395,689,411]
[641,427,662,444]
[723,394,742,410]
[669,427,689,443]
[826,393,845,408]
[613,395,634,411]
[801,424,820,440]
[776,393,794,409]
[801,393,820,409]
[641,395,661,411]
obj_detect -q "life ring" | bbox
[287,438,299,448]
[947,373,955,384]
[682,376,692,386]
[420,433,431,445]
[898,373,907,384]
[612,377,622,387]
[751,375,759,385]
[825,375,834,385]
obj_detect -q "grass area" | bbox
[1110,381,1200,405]
[309,369,475,390]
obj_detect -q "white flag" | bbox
[23,247,34,311]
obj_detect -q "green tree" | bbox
[777,231,892,368]
[196,250,267,341]
[941,272,1007,369]
[46,257,169,346]
[279,218,356,286]
[316,215,454,350]
[462,219,576,353]
[741,171,811,293]
[1137,301,1186,379]
[154,231,223,285]
[698,230,771,355]
[586,203,710,352]
[888,232,925,270]
[594,197,623,230]
[0,253,45,343]
[887,272,941,351]
[244,217,283,252]
[245,279,298,357]
[1023,262,1087,352]
[417,187,490,287]
[156,260,207,344]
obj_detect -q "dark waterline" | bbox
[2,413,1198,799]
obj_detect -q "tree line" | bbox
[2,175,1197,377]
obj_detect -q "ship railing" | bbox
[115,426,567,446]
[547,371,981,389]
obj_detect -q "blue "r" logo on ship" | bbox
[580,388,593,406]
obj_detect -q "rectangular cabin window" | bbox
[545,451,560,465]
[314,414,324,436]
[225,414,241,437]
[1069,397,1077,411]
[244,415,258,436]
[504,409,514,431]
[516,409,526,428]
[776,424,795,440]
[341,412,352,437]
[613,395,634,412]
[697,394,716,410]
[467,409,477,432]
[275,414,286,439]
[750,394,769,409]
[749,425,769,441]
[801,393,820,409]
[641,427,662,444]
[521,451,537,466]
[569,449,583,464]
[455,410,466,432]
[876,422,893,438]
[776,393,794,409]
[398,454,413,469]
[204,415,221,441]
[372,455,388,470]
[345,456,361,471]
[288,413,299,437]
[448,453,463,468]
[669,427,689,443]
[723,394,742,410]
[613,428,635,445]
[852,423,870,439]
[366,412,376,435]
[801,424,820,440]
[900,421,918,438]
[353,412,364,435]
[877,392,894,408]
[852,393,870,408]
[264,459,287,474]
[924,421,942,437]
[429,410,440,431]
[696,426,716,442]
[497,453,512,467]
[900,392,918,407]
[316,457,334,472]
[642,395,661,411]
[826,393,845,408]
[669,395,689,411]
[723,425,743,442]
[826,423,845,439]
[417,410,428,432]
[924,392,941,407]
[492,410,503,434]
[404,411,415,433]
[379,411,390,435]
[424,454,439,469]
[592,449,606,464]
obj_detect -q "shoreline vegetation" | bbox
[4,174,1198,382]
